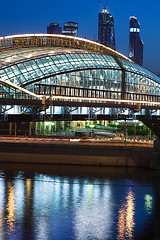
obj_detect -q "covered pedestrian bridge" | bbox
[0,34,160,137]
[0,34,160,108]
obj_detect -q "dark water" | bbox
[0,163,159,240]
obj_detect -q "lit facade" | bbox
[63,22,78,37]
[98,8,116,49]
[129,16,143,66]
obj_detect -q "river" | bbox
[0,163,159,240]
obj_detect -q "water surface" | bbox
[0,163,159,240]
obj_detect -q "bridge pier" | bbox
[136,115,160,169]
[151,138,160,170]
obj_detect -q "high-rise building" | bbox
[47,23,62,34]
[129,16,143,66]
[98,7,116,49]
[62,22,78,37]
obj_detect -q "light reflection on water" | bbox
[117,189,135,240]
[0,164,158,239]
[6,183,15,233]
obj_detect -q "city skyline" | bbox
[0,0,159,72]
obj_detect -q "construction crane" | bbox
[98,0,108,11]
[98,0,104,10]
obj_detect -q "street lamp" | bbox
[139,122,143,131]
[115,122,119,130]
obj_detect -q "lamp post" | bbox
[134,120,136,142]
[139,122,143,140]
[125,119,127,147]
[139,122,143,131]
[115,122,119,140]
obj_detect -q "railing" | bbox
[0,92,37,100]
[1,84,160,109]
[34,84,122,100]
[34,84,160,104]
[0,34,131,61]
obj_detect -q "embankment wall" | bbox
[0,142,152,168]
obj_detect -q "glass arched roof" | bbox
[118,57,160,84]
[0,53,121,86]
[0,43,159,97]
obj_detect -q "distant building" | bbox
[129,16,143,66]
[98,7,116,49]
[47,23,62,34]
[62,22,78,37]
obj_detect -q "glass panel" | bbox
[66,88,70,96]
[96,91,99,98]
[46,86,51,95]
[61,87,65,95]
[84,90,87,97]
[51,86,55,95]
[71,89,74,96]
[56,87,60,95]
[79,89,83,97]
[75,89,79,97]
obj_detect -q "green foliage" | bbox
[106,122,153,136]
[85,121,153,136]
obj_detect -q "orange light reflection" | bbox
[6,183,15,233]
[117,189,135,239]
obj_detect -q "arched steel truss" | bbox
[0,34,131,61]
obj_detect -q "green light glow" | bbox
[89,125,95,128]
[144,194,153,214]
[45,122,55,126]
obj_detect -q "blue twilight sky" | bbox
[0,0,160,73]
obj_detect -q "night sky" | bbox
[0,0,159,73]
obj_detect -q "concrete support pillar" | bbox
[29,122,32,136]
[34,122,36,136]
[9,122,12,136]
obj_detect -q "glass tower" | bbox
[129,16,143,66]
[63,22,78,37]
[98,8,116,49]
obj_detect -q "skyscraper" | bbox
[47,23,62,34]
[129,16,143,66]
[63,22,78,37]
[98,7,116,49]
